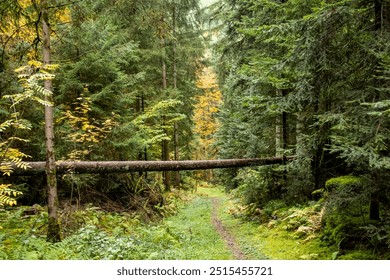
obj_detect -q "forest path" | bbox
[210,197,247,260]
[161,186,251,259]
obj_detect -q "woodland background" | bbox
[1,0,390,259]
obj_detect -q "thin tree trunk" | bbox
[172,5,177,91]
[369,194,380,221]
[42,0,60,242]
[296,113,305,157]
[161,33,171,190]
[137,94,148,177]
[281,89,288,161]
[173,122,180,185]
[162,37,168,90]
[375,0,383,32]
[172,4,181,187]
[275,117,282,157]
[275,87,282,157]
[162,125,170,190]
[281,89,288,188]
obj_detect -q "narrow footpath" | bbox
[162,187,250,259]
[210,197,247,260]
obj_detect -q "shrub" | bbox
[320,175,387,251]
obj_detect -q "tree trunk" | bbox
[296,113,305,157]
[368,0,388,221]
[282,91,288,152]
[375,0,383,32]
[173,122,180,186]
[161,33,171,190]
[369,195,380,221]
[10,157,293,175]
[275,117,282,157]
[42,0,60,243]
[370,171,381,221]
[162,125,171,190]
[172,4,181,187]
[275,89,288,157]
[137,94,147,177]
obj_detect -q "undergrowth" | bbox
[0,187,232,260]
[2,184,386,260]
[0,188,190,260]
[220,198,336,259]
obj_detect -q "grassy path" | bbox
[193,187,269,260]
[162,194,234,259]
[162,186,262,260]
[203,187,335,260]
[149,187,333,260]
[210,197,247,259]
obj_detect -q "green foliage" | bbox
[212,0,390,256]
[228,166,287,219]
[232,168,272,210]
[8,61,58,107]
[0,0,205,207]
[132,99,186,154]
[338,251,377,260]
[0,61,58,207]
[320,176,390,255]
[0,190,233,260]
[219,196,335,260]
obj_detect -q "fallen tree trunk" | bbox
[7,156,294,176]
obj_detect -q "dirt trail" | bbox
[211,197,247,260]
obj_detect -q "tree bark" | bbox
[162,125,171,190]
[275,117,282,157]
[161,22,171,191]
[41,0,60,243]
[9,157,293,175]
[375,0,383,32]
[172,4,181,187]
[369,195,380,221]
[173,122,180,185]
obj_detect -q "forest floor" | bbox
[182,186,335,260]
[0,185,349,260]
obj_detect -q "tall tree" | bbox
[41,0,60,242]
[172,2,181,187]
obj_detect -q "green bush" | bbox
[321,175,380,251]
[232,167,281,211]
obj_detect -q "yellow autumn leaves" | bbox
[192,67,222,160]
[0,184,23,207]
[0,0,71,60]
[58,89,118,161]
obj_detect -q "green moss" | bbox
[325,175,368,191]
[47,217,61,243]
[217,198,336,260]
[339,251,376,260]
